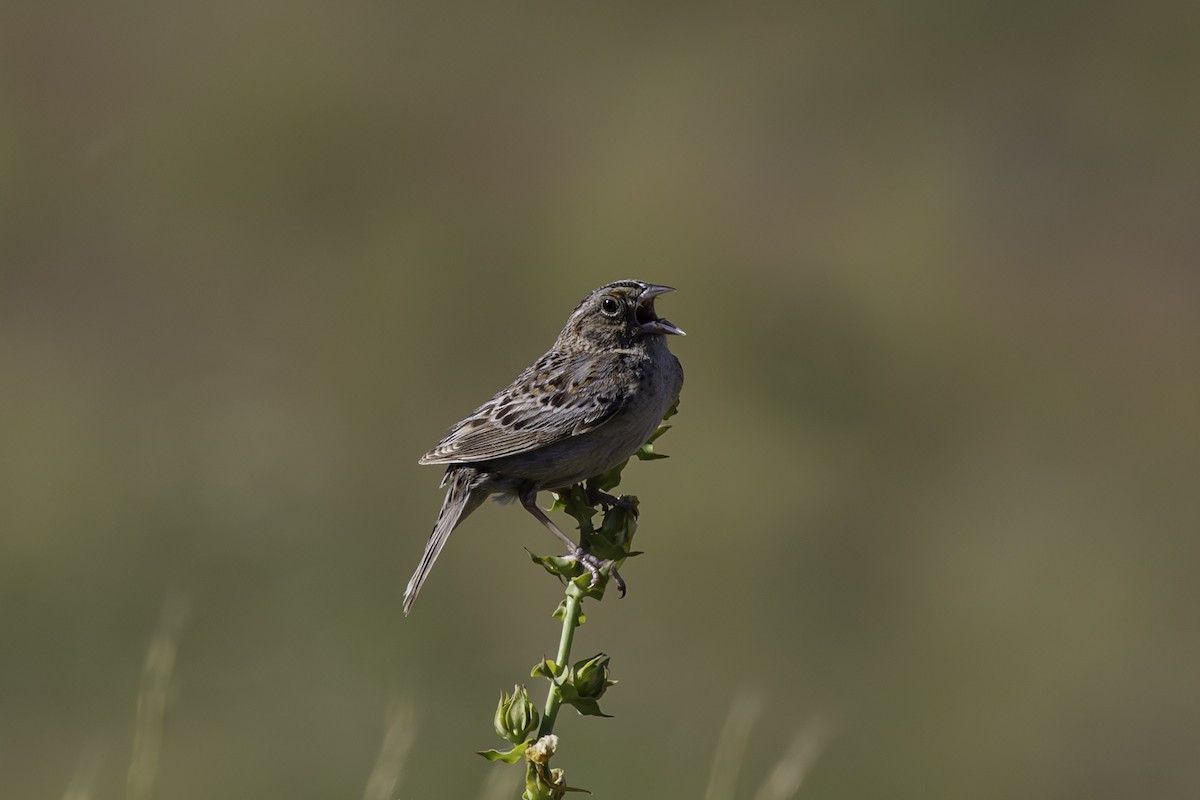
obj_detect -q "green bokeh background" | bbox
[3,2,1199,798]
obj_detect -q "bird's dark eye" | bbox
[600,297,621,316]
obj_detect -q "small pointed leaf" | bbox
[478,741,531,763]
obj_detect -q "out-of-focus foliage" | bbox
[2,2,1198,799]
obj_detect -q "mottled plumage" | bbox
[403,280,684,615]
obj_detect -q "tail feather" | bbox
[403,467,487,615]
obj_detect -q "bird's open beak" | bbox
[636,284,686,336]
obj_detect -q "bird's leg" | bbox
[520,486,578,550]
[545,485,631,595]
[520,486,605,588]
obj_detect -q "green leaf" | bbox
[478,741,531,763]
[565,697,611,718]
[635,442,669,461]
[551,598,587,625]
[565,574,609,602]
[586,502,638,557]
[526,762,594,797]
[529,550,584,579]
[644,424,671,444]
[531,659,563,680]
[552,485,597,530]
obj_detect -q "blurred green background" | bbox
[3,2,1199,798]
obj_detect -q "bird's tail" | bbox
[403,467,487,616]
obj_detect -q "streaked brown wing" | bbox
[418,351,629,465]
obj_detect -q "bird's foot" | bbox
[565,548,626,596]
[584,487,638,517]
[610,563,627,597]
[568,548,604,587]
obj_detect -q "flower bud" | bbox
[494,685,539,744]
[571,654,614,701]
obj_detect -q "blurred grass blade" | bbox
[62,743,104,800]
[703,688,762,800]
[363,696,417,800]
[127,595,189,800]
[751,720,830,800]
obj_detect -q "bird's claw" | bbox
[585,487,639,517]
[570,547,605,588]
[611,564,627,597]
[564,548,627,596]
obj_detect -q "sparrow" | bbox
[402,280,685,615]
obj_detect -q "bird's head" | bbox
[558,280,685,351]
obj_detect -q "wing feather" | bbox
[418,351,633,465]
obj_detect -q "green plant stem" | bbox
[537,591,582,738]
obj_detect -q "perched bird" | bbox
[403,280,685,615]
